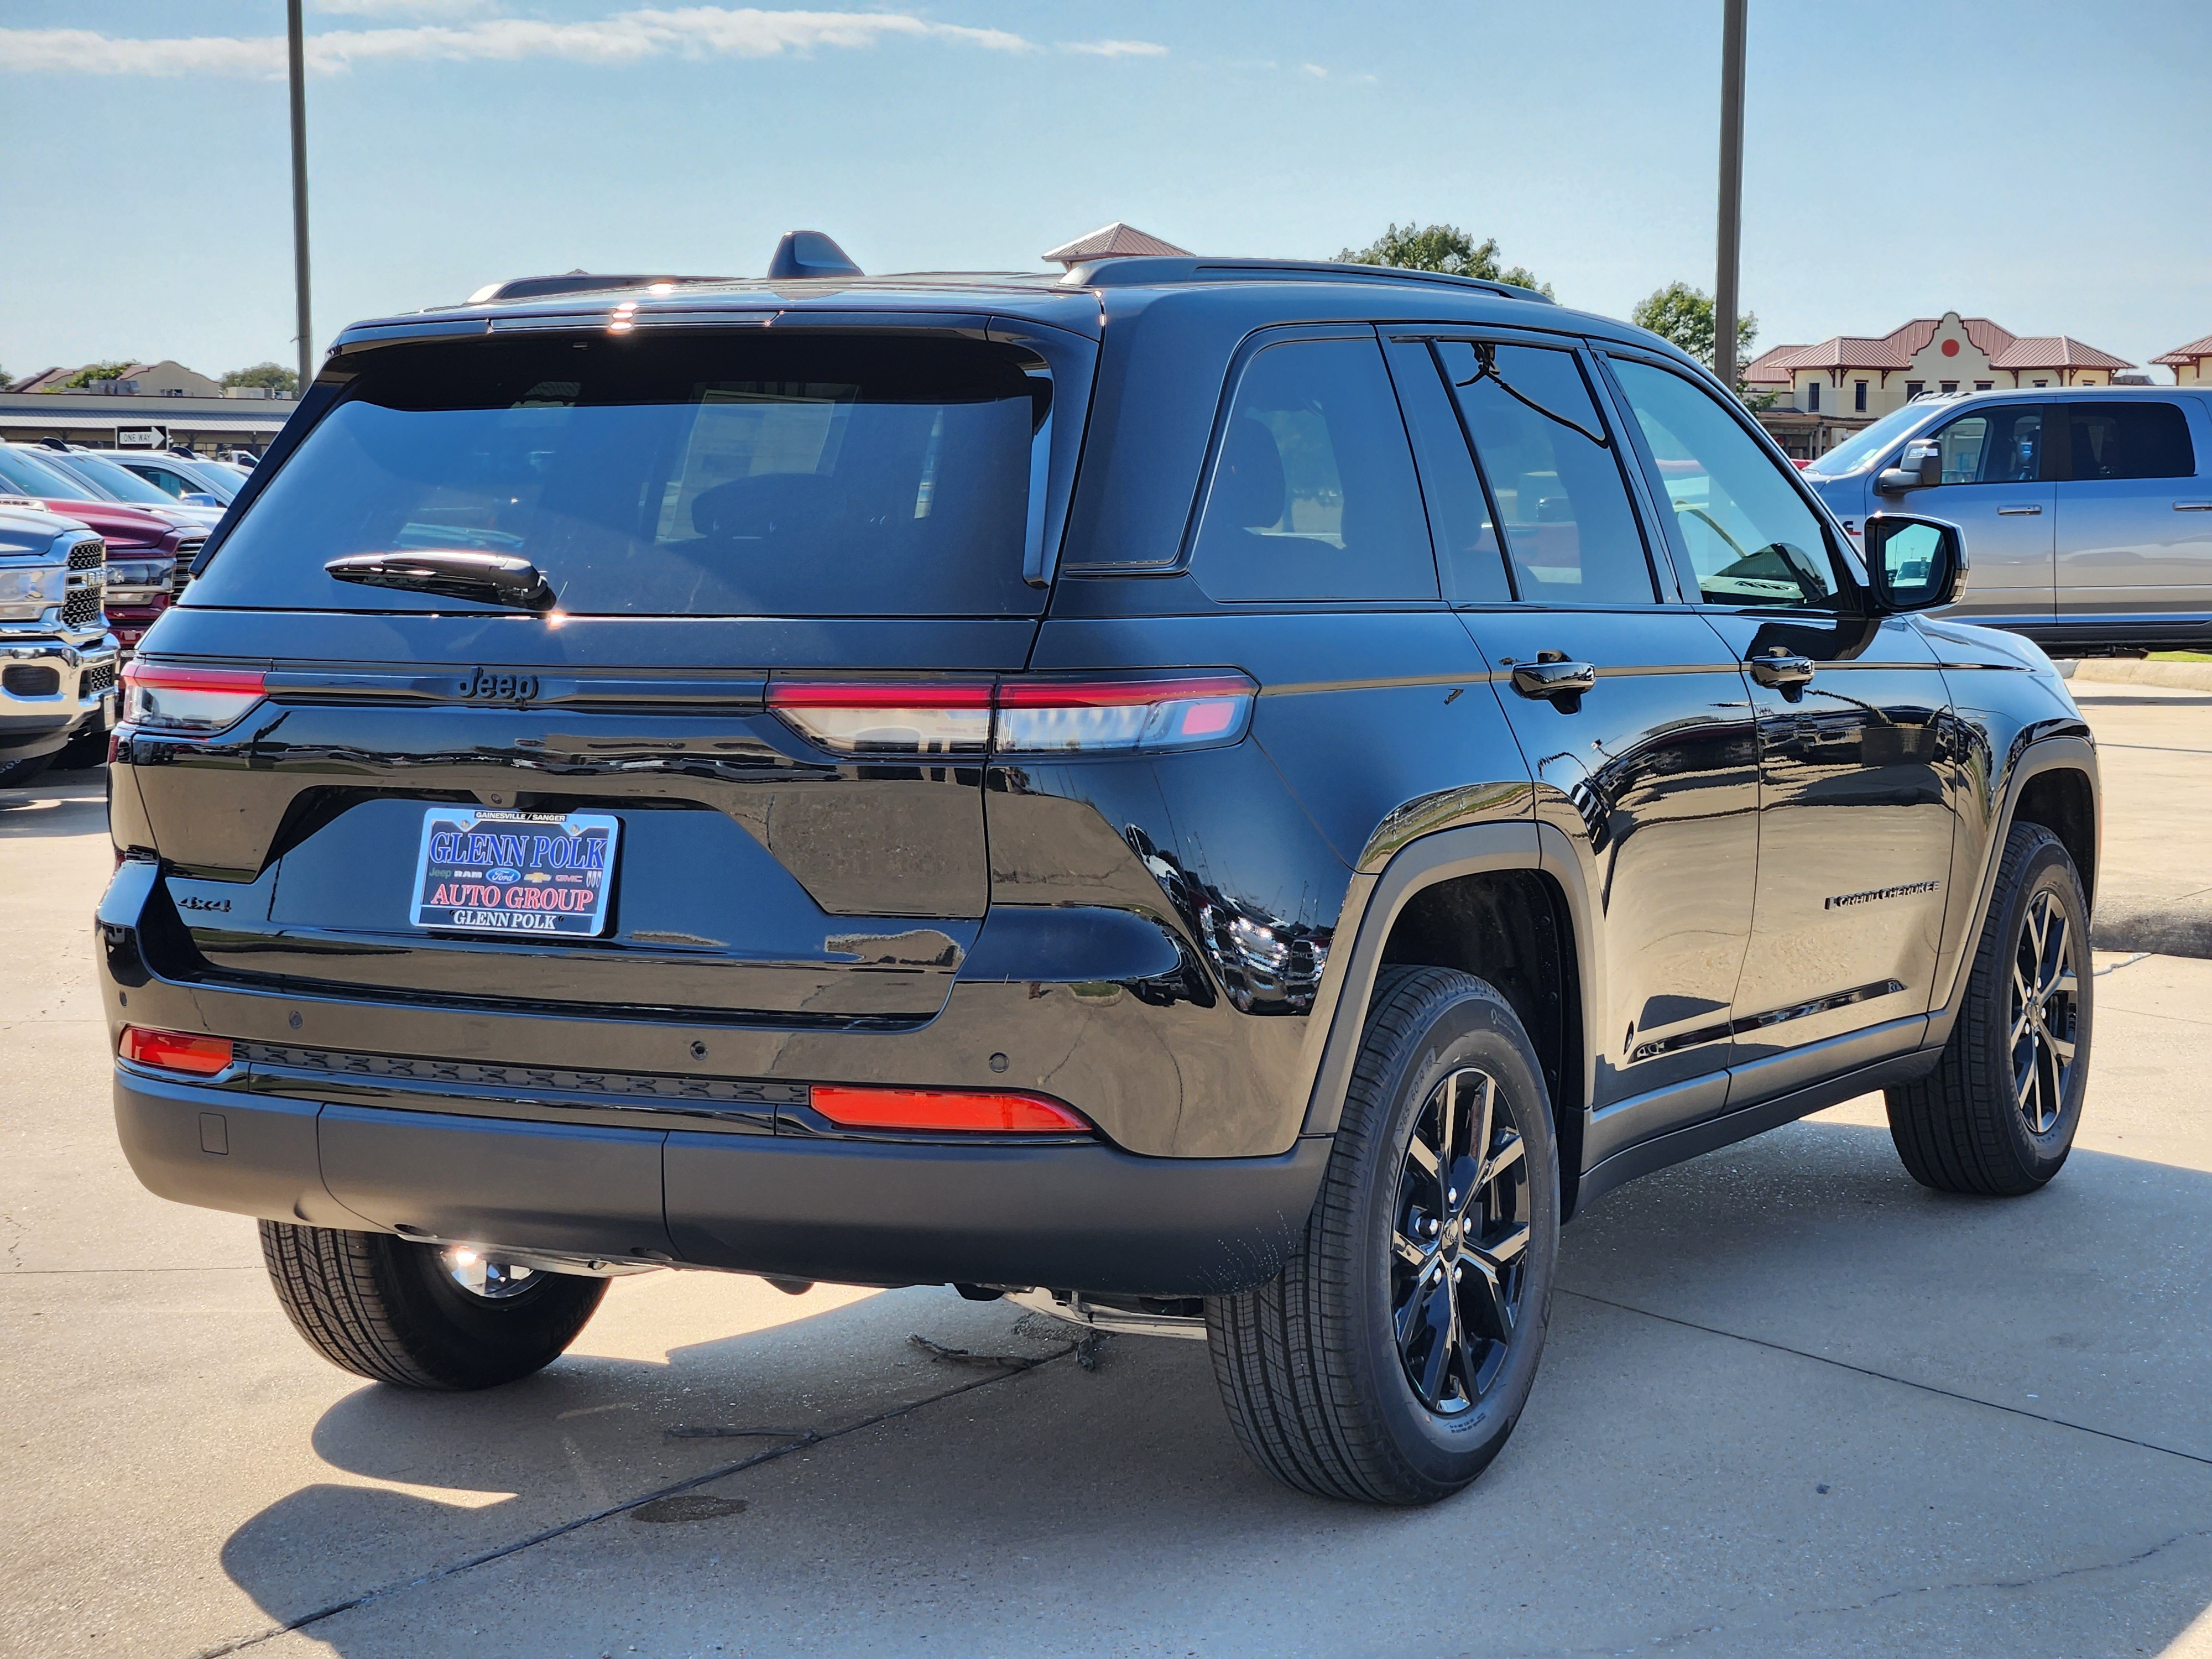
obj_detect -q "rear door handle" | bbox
[1996,504,2043,516]
[1748,651,1816,690]
[2177,501,2212,513]
[1509,657,1597,702]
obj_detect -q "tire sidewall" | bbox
[1343,982,1560,1496]
[1981,836,2093,1181]
[376,1237,608,1388]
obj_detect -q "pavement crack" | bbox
[1486,1524,2212,1658]
[1561,1288,2212,1469]
[181,1349,1071,1658]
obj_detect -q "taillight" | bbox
[767,679,994,757]
[810,1084,1091,1134]
[766,671,1256,759]
[121,662,267,733]
[118,1026,235,1076]
[994,672,1256,756]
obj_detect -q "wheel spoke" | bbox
[1413,1280,1455,1405]
[1458,1255,1512,1342]
[1392,1229,1431,1270]
[1481,1128,1525,1189]
[1470,1220,1531,1272]
[1404,1134,1440,1182]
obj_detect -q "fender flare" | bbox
[1926,733,2100,1046]
[1294,821,1604,1162]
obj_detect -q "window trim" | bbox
[1171,323,1446,608]
[1399,327,1677,610]
[1592,346,1871,618]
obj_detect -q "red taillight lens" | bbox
[810,1084,1091,1134]
[118,1026,234,1076]
[767,679,994,757]
[993,671,1256,756]
[765,671,1256,759]
[121,662,267,734]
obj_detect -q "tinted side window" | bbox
[1931,405,2044,484]
[1381,338,1512,604]
[1190,337,1436,602]
[1609,358,1844,611]
[1437,341,1654,605]
[2068,402,2195,481]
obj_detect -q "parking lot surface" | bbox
[4,681,2210,1658]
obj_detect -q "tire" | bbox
[258,1221,609,1390]
[0,754,52,789]
[1205,966,1560,1505]
[1885,822,2092,1196]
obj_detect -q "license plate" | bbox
[410,808,620,938]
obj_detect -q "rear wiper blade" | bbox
[324,550,557,612]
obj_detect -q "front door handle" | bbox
[1996,504,2043,516]
[1509,655,1597,702]
[2177,501,2212,513]
[1748,650,1816,690]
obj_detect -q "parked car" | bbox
[0,500,119,784]
[103,249,2098,1506]
[27,445,226,530]
[95,450,238,508]
[1804,385,2212,654]
[0,446,192,658]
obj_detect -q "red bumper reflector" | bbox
[810,1084,1089,1134]
[118,1026,235,1076]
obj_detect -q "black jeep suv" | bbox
[101,249,2099,1505]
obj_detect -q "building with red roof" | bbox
[2152,333,2212,387]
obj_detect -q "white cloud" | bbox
[1062,39,1167,58]
[1300,62,1327,78]
[311,0,501,16]
[0,8,1053,79]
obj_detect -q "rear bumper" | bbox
[114,1069,1328,1296]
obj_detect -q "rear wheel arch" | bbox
[1300,822,1598,1218]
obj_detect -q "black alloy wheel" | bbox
[1207,965,1559,1505]
[1392,1065,1531,1415]
[2009,888,2079,1135]
[1886,822,2093,1196]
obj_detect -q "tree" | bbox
[55,360,139,391]
[221,361,300,395]
[1631,281,1757,377]
[1337,222,1553,298]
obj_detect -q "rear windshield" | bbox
[190,333,1047,617]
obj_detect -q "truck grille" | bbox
[66,538,106,572]
[80,660,116,696]
[61,588,103,630]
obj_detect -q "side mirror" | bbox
[1876,437,1941,495]
[1864,514,1967,612]
[180,492,221,508]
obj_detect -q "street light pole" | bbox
[1713,0,1747,392]
[287,0,314,394]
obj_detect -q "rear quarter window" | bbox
[1188,336,1437,603]
[189,333,1049,618]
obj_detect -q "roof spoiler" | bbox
[464,272,727,305]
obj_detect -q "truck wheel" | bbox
[0,754,52,789]
[258,1221,608,1390]
[1886,822,2092,1196]
[1206,966,1559,1505]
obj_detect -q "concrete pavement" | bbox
[2,679,2209,1657]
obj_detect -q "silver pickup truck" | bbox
[0,500,119,785]
[1804,385,2212,655]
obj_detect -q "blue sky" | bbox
[3,1,2209,382]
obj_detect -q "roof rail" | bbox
[464,273,730,305]
[1056,255,1557,304]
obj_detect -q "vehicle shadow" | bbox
[0,770,107,839]
[214,1121,2212,1657]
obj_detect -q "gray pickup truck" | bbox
[1804,385,2212,655]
